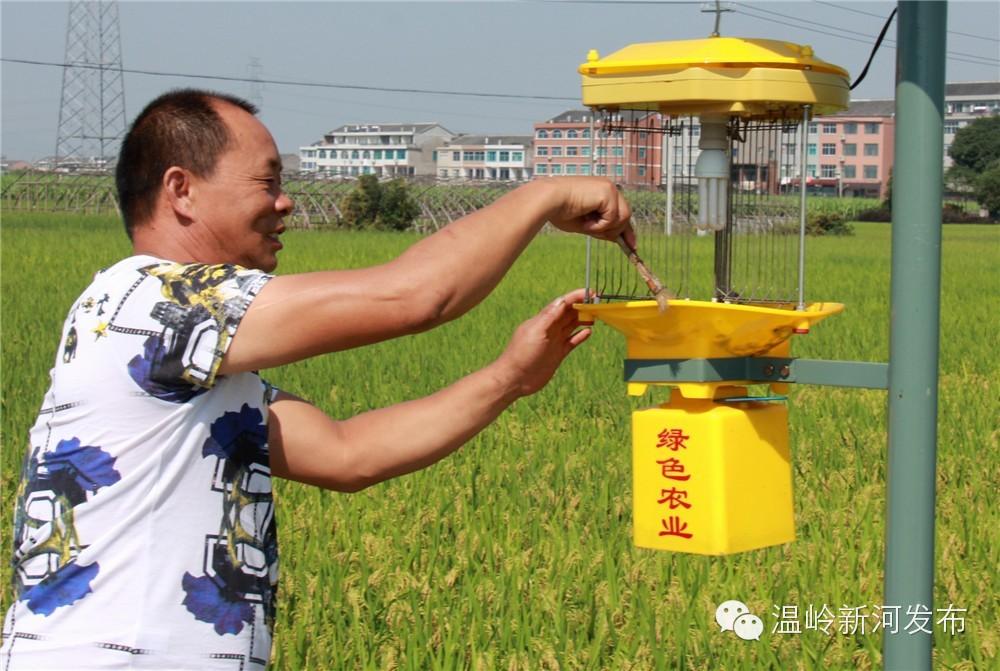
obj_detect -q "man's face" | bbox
[190,103,293,272]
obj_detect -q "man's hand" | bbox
[490,288,592,399]
[542,177,636,249]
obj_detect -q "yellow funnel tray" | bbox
[579,36,849,118]
[575,299,843,359]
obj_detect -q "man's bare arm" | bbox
[267,290,591,491]
[219,178,630,374]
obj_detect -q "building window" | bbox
[944,120,959,134]
[552,164,563,175]
[373,150,381,159]
[581,147,591,157]
[351,150,359,159]
[329,150,337,159]
[843,122,858,134]
[864,144,878,157]
[808,122,818,134]
[486,151,497,161]
[551,147,563,157]
[612,146,623,157]
[596,165,607,176]
[567,146,578,156]
[864,122,879,134]
[596,147,607,158]
[512,152,523,161]
[843,143,857,156]
[362,150,370,159]
[822,123,836,133]
[537,130,548,139]
[581,164,591,175]
[638,147,647,159]
[822,143,836,156]
[821,165,837,178]
[566,164,578,175]
[864,165,878,179]
[536,147,548,157]
[843,165,856,179]
[499,151,510,162]
[463,151,474,161]
[637,166,646,177]
[536,164,547,174]
[582,129,591,138]
[567,129,578,138]
[614,165,623,176]
[552,130,563,139]
[451,151,459,161]
[807,143,817,156]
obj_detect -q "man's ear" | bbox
[163,166,195,221]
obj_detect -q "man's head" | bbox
[117,89,293,271]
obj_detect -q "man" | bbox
[2,89,632,669]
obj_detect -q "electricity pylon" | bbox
[55,0,127,168]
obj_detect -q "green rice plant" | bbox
[1,213,996,670]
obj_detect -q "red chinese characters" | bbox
[656,427,694,539]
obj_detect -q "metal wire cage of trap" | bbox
[583,107,813,308]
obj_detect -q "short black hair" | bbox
[115,88,258,238]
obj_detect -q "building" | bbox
[436,135,533,181]
[808,100,896,199]
[801,82,999,198]
[943,81,1000,168]
[299,123,454,178]
[533,110,665,187]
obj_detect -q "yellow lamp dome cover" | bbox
[580,36,850,118]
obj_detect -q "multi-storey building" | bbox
[808,100,896,199]
[299,123,454,178]
[532,110,664,187]
[435,135,533,181]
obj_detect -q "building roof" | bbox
[326,122,449,134]
[825,99,896,118]
[540,109,598,124]
[946,81,1000,97]
[447,134,533,146]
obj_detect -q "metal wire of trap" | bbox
[583,108,812,307]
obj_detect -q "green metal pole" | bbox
[884,2,946,669]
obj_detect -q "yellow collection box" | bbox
[632,390,794,555]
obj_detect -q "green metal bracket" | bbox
[624,357,889,389]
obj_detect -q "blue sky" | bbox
[2,1,998,160]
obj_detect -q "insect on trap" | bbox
[574,31,850,554]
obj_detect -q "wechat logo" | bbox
[716,600,764,641]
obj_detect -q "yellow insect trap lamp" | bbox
[574,34,853,555]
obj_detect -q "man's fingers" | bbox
[568,327,592,349]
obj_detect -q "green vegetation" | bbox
[2,213,996,670]
[947,116,1000,218]
[341,174,421,230]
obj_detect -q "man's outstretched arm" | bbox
[220,178,630,375]
[267,290,590,491]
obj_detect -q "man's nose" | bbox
[276,191,294,216]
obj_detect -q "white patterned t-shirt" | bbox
[2,256,279,670]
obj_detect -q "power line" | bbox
[731,6,999,67]
[0,57,580,103]
[733,2,999,65]
[813,0,1000,43]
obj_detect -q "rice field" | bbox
[1,212,997,670]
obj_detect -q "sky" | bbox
[2,0,998,161]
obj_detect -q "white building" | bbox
[436,135,533,181]
[943,81,1000,168]
[300,123,454,178]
